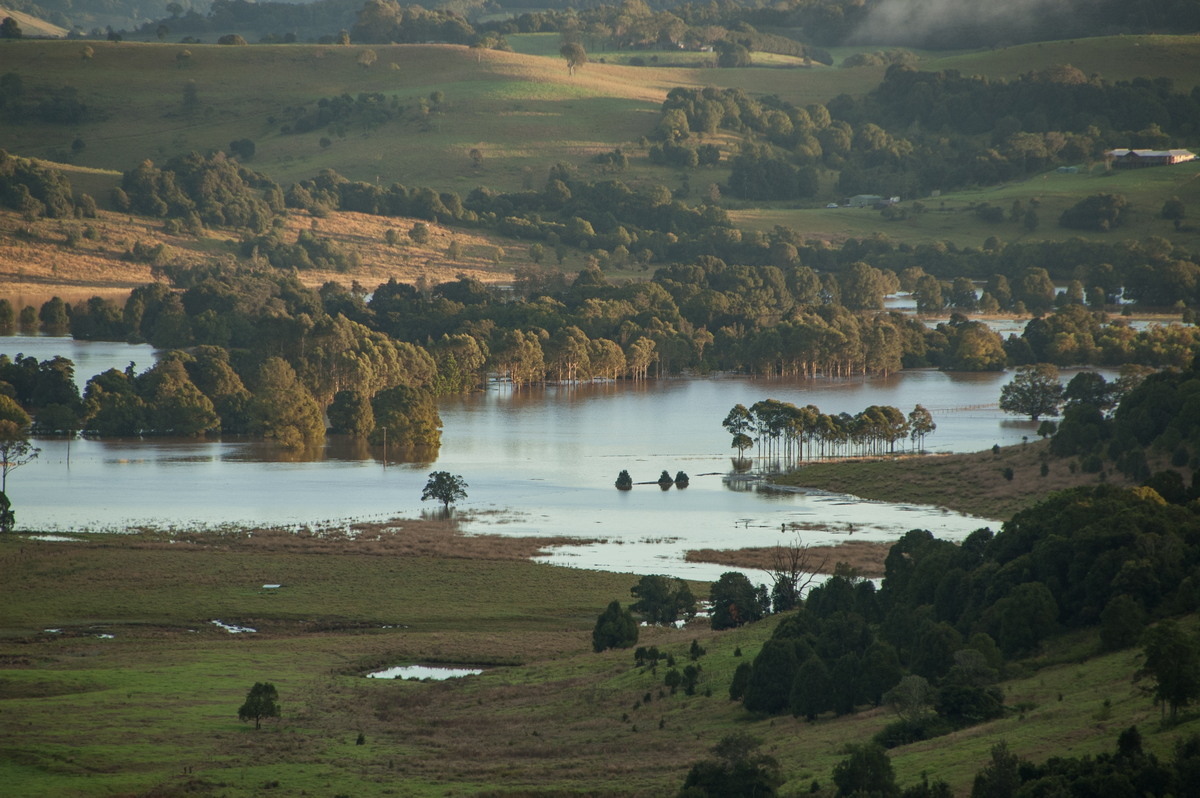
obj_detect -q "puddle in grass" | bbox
[211,620,257,634]
[366,665,483,680]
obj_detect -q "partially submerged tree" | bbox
[421,471,467,509]
[999,363,1063,421]
[908,405,936,452]
[0,415,39,532]
[615,469,633,490]
[237,682,280,729]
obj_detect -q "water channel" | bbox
[5,334,1091,583]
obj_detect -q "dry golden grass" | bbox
[0,202,532,308]
[775,439,1146,521]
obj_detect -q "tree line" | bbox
[722,400,935,462]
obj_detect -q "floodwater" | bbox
[4,335,1104,582]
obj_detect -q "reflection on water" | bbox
[6,335,1116,580]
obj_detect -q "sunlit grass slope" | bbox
[0,38,891,195]
[925,34,1200,91]
[731,158,1200,249]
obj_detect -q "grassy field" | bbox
[731,157,1200,249]
[773,438,1142,521]
[924,35,1200,91]
[4,35,1200,303]
[3,522,1198,796]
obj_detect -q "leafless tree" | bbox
[768,537,827,611]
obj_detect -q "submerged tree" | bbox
[908,405,936,452]
[421,471,467,509]
[615,469,633,490]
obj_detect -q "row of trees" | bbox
[722,400,935,461]
[1,344,441,450]
[48,257,1200,399]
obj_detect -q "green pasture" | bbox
[3,531,1200,796]
[925,34,1200,90]
[731,159,1200,249]
[0,38,887,196]
[3,35,1200,260]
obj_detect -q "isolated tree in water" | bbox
[237,682,280,729]
[421,471,467,509]
[999,363,1063,421]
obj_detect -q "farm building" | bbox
[1105,149,1196,168]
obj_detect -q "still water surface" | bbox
[6,335,1080,581]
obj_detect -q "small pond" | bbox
[366,665,484,680]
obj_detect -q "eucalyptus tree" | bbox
[490,329,545,388]
[135,357,219,436]
[371,384,442,448]
[625,336,657,381]
[546,325,591,383]
[248,358,325,449]
[912,274,945,314]
[908,405,936,452]
[841,262,888,311]
[588,338,626,380]
[0,414,38,532]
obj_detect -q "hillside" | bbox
[0,5,67,37]
[731,158,1200,249]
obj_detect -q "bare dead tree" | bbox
[768,537,828,612]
